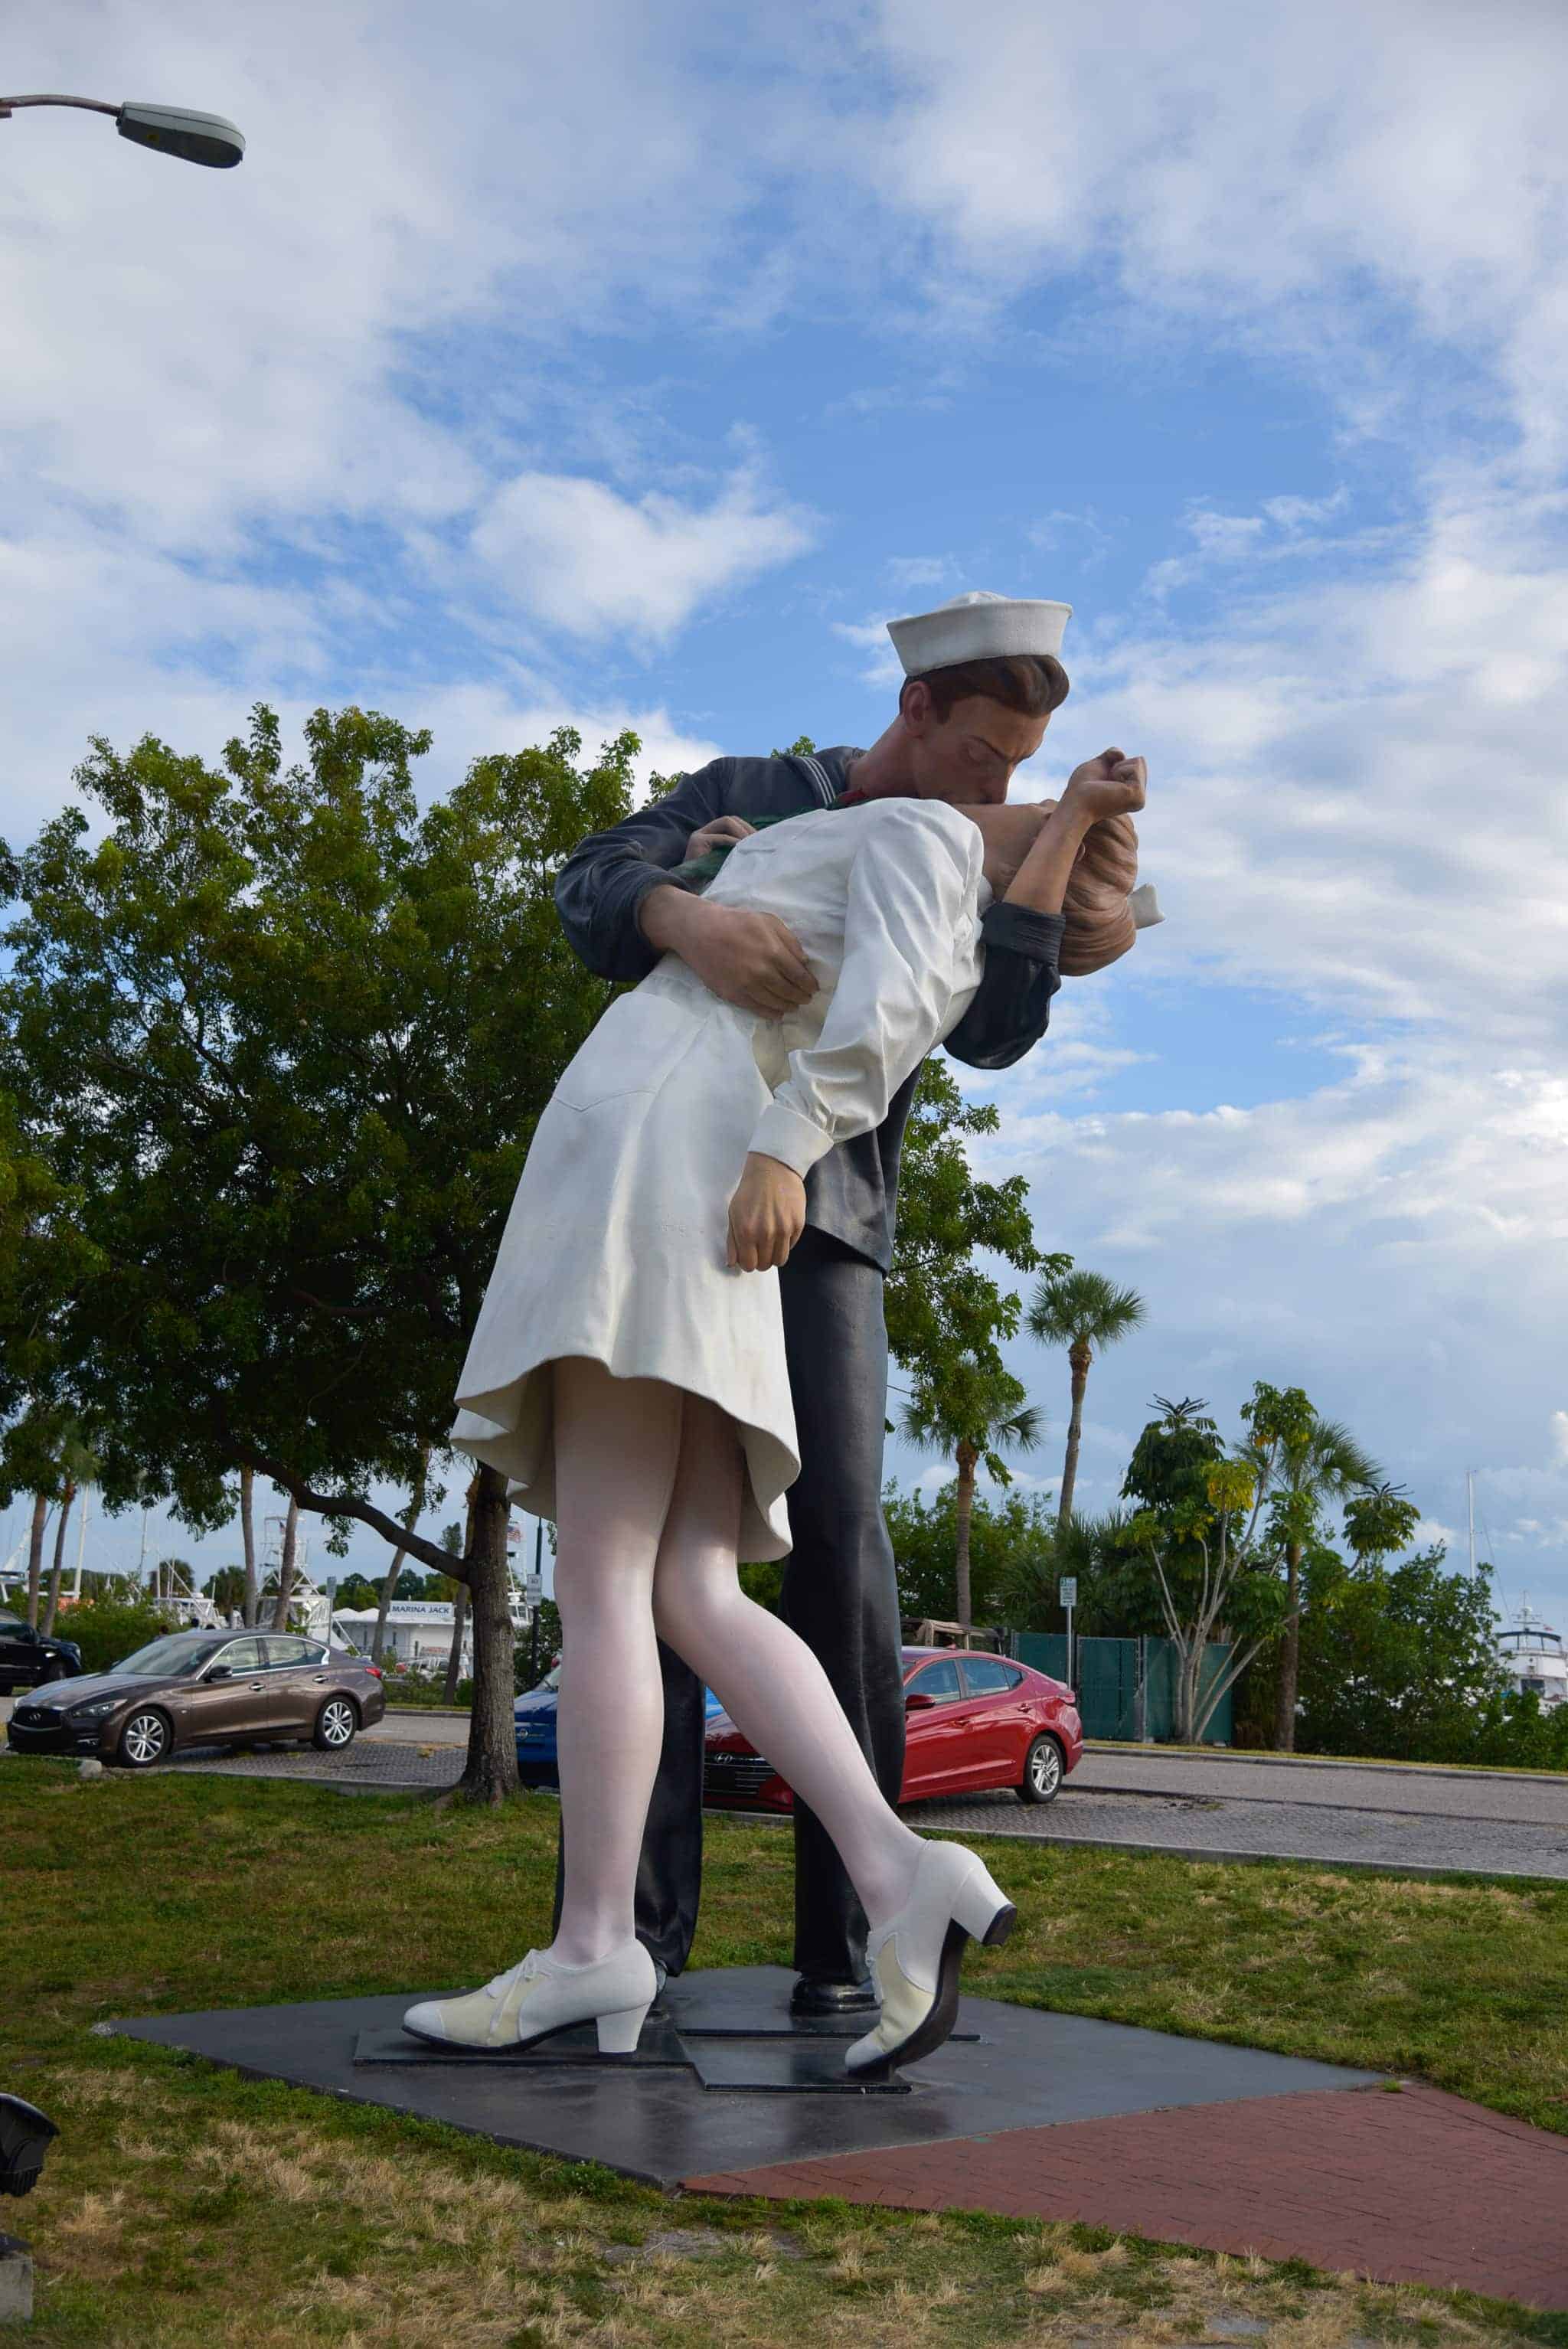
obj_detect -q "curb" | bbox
[1083,1742,1568,1789]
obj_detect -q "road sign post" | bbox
[1059,1576,1078,1693]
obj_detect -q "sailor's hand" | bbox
[727,1153,808,1271]
[1060,749,1147,825]
[685,814,756,860]
[646,894,816,1018]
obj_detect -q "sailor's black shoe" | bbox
[789,1973,877,2017]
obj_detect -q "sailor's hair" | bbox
[903,653,1070,722]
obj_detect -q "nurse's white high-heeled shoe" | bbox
[844,1840,1015,2078]
[403,1939,656,2057]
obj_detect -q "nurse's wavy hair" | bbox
[1058,811,1139,975]
[972,802,1140,977]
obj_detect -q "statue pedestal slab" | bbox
[106,1967,1380,2192]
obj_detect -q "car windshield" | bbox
[113,1633,222,1678]
[0,1612,27,1632]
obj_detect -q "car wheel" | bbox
[1019,1733,1064,1805]
[117,1709,172,1769]
[313,1695,358,1752]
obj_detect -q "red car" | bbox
[704,1646,1083,1812]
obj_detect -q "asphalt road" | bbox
[9,1693,1566,1877]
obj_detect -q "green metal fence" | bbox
[1014,1633,1233,1745]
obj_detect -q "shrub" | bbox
[61,1600,178,1677]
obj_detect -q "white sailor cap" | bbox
[887,590,1072,678]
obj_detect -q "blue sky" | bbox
[5,0,1567,1630]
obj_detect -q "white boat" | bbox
[1496,1598,1568,1713]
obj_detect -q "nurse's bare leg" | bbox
[550,1357,683,1966]
[650,1394,923,1928]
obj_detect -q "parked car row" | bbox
[5,1629,386,1767]
[514,1647,1082,1807]
[0,1610,83,1694]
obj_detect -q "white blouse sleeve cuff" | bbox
[747,1098,837,1178]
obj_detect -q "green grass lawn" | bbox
[5,1759,1567,2347]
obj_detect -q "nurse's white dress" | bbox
[449,797,989,1560]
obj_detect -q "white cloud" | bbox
[1552,1413,1568,1468]
[831,616,906,688]
[886,556,956,590]
[862,0,1568,459]
[470,460,818,646]
[1057,465,1568,1045]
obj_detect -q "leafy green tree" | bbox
[899,1361,1043,1632]
[0,703,635,1802]
[1122,1396,1293,1743]
[0,1094,99,1626]
[1026,1268,1146,1530]
[1296,1546,1514,1760]
[884,1478,1057,1629]
[1237,1383,1381,1750]
[516,1598,563,1693]
[993,1504,1145,1636]
[884,1061,1060,1387]
[202,1564,249,1617]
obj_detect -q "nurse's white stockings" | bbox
[548,1355,923,1968]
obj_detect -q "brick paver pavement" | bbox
[688,2081,1568,2308]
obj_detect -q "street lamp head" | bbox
[116,103,244,168]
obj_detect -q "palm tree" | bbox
[1240,1411,1380,1750]
[1027,1269,1147,1532]
[900,1357,1043,1632]
[239,1465,259,1627]
[270,1493,302,1631]
[41,1426,97,1636]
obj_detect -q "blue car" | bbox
[514,1667,723,1786]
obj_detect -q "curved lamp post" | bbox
[0,93,244,167]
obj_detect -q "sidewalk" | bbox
[690,2079,1568,2308]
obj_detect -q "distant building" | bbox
[333,1599,472,1674]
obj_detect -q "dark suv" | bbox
[7,1628,386,1767]
[0,1610,83,1695]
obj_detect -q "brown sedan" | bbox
[5,1628,386,1768]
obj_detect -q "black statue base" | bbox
[106,1966,1379,2191]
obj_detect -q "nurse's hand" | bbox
[685,813,756,858]
[727,1153,808,1271]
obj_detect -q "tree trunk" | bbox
[443,1581,470,1704]
[24,1492,50,1629]
[1272,1540,1302,1751]
[455,1464,520,1805]
[271,1494,300,1631]
[1057,1344,1092,1532]
[372,1442,431,1666]
[41,1479,76,1637]
[955,1441,977,1632]
[240,1465,258,1628]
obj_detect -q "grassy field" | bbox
[4,1759,1567,2347]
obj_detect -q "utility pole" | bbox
[528,1520,544,1687]
[1467,1469,1476,1576]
